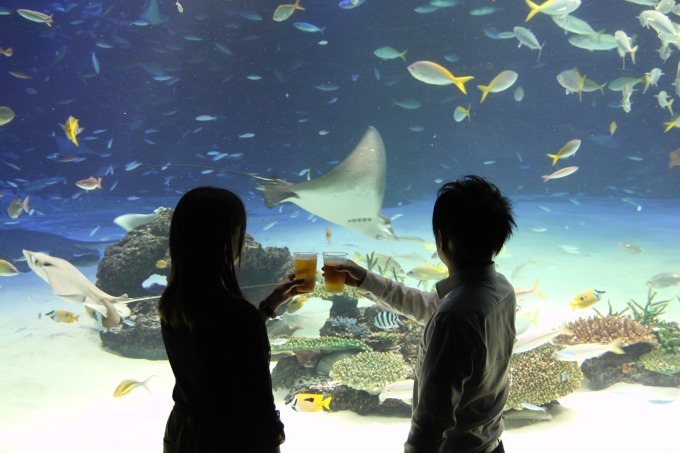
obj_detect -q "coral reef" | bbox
[555,315,659,348]
[330,351,408,395]
[99,297,166,359]
[96,209,172,297]
[655,322,680,353]
[506,343,583,410]
[625,288,674,326]
[271,336,372,354]
[637,349,680,376]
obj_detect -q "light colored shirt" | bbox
[358,263,516,453]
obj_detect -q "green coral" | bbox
[271,336,372,353]
[638,349,680,376]
[626,287,673,326]
[506,343,583,411]
[330,351,408,395]
[655,322,680,353]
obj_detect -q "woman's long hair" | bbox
[158,186,247,331]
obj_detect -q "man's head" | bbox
[432,175,516,268]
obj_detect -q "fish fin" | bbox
[524,0,541,22]
[452,76,474,95]
[257,180,297,208]
[399,50,408,62]
[322,396,332,411]
[478,84,490,103]
[546,153,559,166]
[609,337,625,354]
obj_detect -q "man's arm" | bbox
[405,316,476,452]
[358,272,440,325]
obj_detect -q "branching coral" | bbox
[556,315,659,348]
[271,336,372,353]
[506,343,582,410]
[330,351,408,395]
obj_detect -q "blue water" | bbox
[1,1,679,451]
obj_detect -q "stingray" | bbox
[0,229,111,272]
[257,126,398,240]
[139,0,164,25]
[23,250,153,328]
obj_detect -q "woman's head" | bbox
[160,186,247,329]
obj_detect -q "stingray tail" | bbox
[257,181,297,208]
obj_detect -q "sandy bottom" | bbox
[0,196,679,452]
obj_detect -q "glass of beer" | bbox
[323,252,347,293]
[293,252,318,293]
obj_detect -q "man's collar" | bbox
[435,263,496,299]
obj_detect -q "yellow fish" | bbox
[288,393,332,412]
[63,115,82,146]
[407,60,474,95]
[45,309,80,323]
[113,376,156,397]
[287,295,308,313]
[7,196,29,219]
[156,259,169,269]
[569,289,605,311]
[273,0,304,22]
[453,104,471,123]
[609,121,617,136]
[406,264,448,281]
[663,116,680,133]
[546,139,581,166]
[0,259,19,276]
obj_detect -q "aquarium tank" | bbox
[0,0,678,452]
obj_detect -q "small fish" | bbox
[407,61,474,94]
[0,259,19,276]
[406,264,448,281]
[7,196,29,219]
[287,295,308,313]
[45,309,80,323]
[0,47,13,57]
[646,272,680,289]
[541,166,579,182]
[195,114,217,121]
[617,243,643,254]
[273,0,304,22]
[477,70,519,103]
[293,22,325,33]
[514,278,545,299]
[554,338,624,364]
[453,104,471,122]
[610,121,617,136]
[17,9,54,27]
[379,379,414,404]
[373,46,408,62]
[569,288,605,311]
[239,133,255,138]
[113,376,156,397]
[9,71,31,79]
[668,148,680,169]
[325,226,332,246]
[76,176,102,191]
[262,221,277,231]
[373,311,404,330]
[287,393,332,412]
[513,322,573,354]
[156,259,169,269]
[547,139,581,166]
[176,1,184,13]
[525,0,581,22]
[91,52,100,74]
[63,116,83,146]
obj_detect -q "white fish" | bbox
[262,221,278,231]
[541,166,578,182]
[477,70,518,103]
[614,31,637,68]
[379,379,414,404]
[568,33,618,51]
[513,27,544,61]
[373,46,408,61]
[512,323,573,354]
[124,161,142,171]
[91,52,100,74]
[195,115,217,121]
[551,14,595,35]
[525,0,581,22]
[554,338,625,364]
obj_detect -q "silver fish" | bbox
[646,272,680,288]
